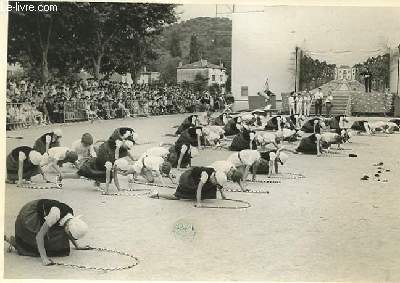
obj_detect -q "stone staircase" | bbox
[309,80,352,116]
[309,93,350,116]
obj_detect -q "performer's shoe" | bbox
[56,175,63,188]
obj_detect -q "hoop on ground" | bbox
[224,188,269,194]
[130,180,176,189]
[266,172,306,180]
[244,179,281,184]
[356,133,390,138]
[195,198,251,209]
[94,186,150,197]
[53,246,139,272]
[320,151,349,158]
[17,182,61,190]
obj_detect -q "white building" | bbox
[177,59,228,86]
[335,65,356,81]
[136,67,160,85]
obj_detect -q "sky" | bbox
[178,4,400,66]
[176,4,232,22]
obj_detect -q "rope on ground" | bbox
[53,246,139,272]
[195,198,251,209]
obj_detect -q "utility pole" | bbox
[397,44,400,96]
[295,46,299,92]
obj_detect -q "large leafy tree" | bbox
[70,3,177,79]
[8,1,75,83]
[8,2,178,82]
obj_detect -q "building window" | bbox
[220,75,223,81]
[212,75,215,81]
[241,86,248,96]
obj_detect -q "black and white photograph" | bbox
[2,1,400,281]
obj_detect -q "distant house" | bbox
[177,59,228,87]
[136,67,160,85]
[335,65,356,81]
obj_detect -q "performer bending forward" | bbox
[149,167,228,208]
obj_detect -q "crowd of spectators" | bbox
[6,78,228,130]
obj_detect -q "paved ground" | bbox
[3,114,400,281]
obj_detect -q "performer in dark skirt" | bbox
[389,118,400,127]
[60,128,136,194]
[350,120,371,135]
[327,115,347,131]
[33,129,63,154]
[264,115,283,131]
[175,115,199,135]
[229,127,257,151]
[223,117,242,136]
[149,167,227,207]
[250,148,289,175]
[6,146,45,184]
[286,114,304,130]
[212,113,229,126]
[301,118,325,134]
[4,199,89,266]
[176,126,204,148]
[166,142,198,169]
[296,133,328,155]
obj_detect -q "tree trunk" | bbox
[93,55,103,80]
[41,51,49,83]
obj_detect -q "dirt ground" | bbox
[3,114,400,281]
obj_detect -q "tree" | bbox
[8,2,178,83]
[160,56,179,84]
[354,54,389,91]
[169,31,182,58]
[8,1,74,83]
[70,3,177,80]
[299,55,336,90]
[189,33,201,63]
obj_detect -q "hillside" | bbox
[149,17,232,86]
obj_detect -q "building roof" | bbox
[177,60,224,70]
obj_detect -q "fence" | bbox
[7,103,44,130]
[63,100,151,122]
[7,98,200,131]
